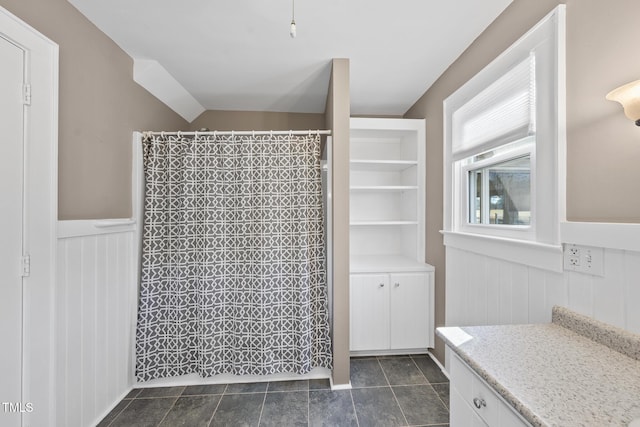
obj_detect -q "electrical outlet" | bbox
[563,244,604,276]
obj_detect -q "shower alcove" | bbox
[133,131,331,388]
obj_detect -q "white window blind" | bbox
[452,54,536,160]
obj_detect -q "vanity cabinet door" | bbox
[450,352,531,427]
[350,274,390,351]
[451,387,488,427]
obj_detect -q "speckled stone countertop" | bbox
[437,306,640,427]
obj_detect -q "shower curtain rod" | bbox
[143,130,331,138]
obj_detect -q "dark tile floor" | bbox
[98,354,450,427]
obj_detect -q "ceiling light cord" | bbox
[290,0,297,38]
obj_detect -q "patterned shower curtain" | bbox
[136,132,332,381]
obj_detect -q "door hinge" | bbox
[21,255,31,277]
[23,84,31,105]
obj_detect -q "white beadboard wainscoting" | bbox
[444,222,640,336]
[56,219,138,427]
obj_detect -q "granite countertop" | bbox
[437,306,640,427]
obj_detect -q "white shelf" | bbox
[350,186,418,192]
[350,160,418,172]
[350,220,418,226]
[349,117,426,269]
[350,254,434,273]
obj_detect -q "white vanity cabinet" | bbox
[449,352,531,427]
[350,270,434,354]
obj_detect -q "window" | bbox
[466,141,532,226]
[444,6,565,248]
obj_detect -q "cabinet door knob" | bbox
[379,283,385,288]
[394,282,400,288]
[473,397,486,409]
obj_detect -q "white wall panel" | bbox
[468,253,487,325]
[510,264,529,325]
[446,242,640,336]
[544,271,567,322]
[485,257,501,325]
[566,272,592,318]
[445,247,465,326]
[57,221,137,427]
[625,251,640,335]
[527,268,547,324]
[593,250,625,328]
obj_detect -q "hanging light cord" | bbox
[290,0,297,38]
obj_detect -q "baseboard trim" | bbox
[329,378,352,391]
[428,350,450,380]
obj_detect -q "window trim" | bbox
[444,6,566,254]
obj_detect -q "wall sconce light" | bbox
[606,79,640,126]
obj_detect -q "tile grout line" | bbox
[410,355,450,414]
[103,398,133,427]
[307,385,310,427]
[206,388,226,427]
[255,383,269,426]
[153,396,180,426]
[349,389,361,427]
[409,355,430,384]
[430,383,450,414]
[387,385,410,426]
[125,395,184,400]
[376,356,410,427]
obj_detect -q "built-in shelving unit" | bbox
[349,117,434,355]
[349,117,427,272]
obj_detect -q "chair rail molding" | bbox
[561,221,640,252]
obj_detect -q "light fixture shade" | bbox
[606,79,640,125]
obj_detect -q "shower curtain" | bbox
[136,132,332,381]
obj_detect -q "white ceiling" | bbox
[68,0,512,119]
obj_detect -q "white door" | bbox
[350,274,390,351]
[389,273,429,349]
[0,35,25,427]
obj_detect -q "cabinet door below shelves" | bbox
[389,273,430,349]
[350,274,389,351]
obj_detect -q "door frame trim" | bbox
[0,6,58,426]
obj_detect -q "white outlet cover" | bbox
[563,243,605,276]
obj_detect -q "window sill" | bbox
[441,230,563,272]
